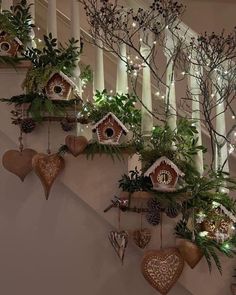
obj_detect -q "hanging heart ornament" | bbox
[178,239,203,269]
[65,135,88,157]
[141,248,184,295]
[32,153,65,200]
[133,228,152,249]
[108,230,128,264]
[2,149,37,182]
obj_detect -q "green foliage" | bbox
[0,0,33,44]
[175,220,236,274]
[80,90,142,141]
[140,118,206,181]
[80,64,93,83]
[1,93,81,122]
[119,167,152,192]
[23,34,80,93]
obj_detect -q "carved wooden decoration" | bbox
[45,72,77,100]
[177,239,203,269]
[141,248,184,295]
[0,32,22,57]
[92,112,129,145]
[65,135,88,157]
[144,157,184,192]
[32,153,65,200]
[2,149,37,182]
[108,230,128,264]
[133,228,151,249]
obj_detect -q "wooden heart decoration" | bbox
[141,248,184,295]
[108,230,128,264]
[133,228,152,249]
[65,135,88,157]
[2,149,37,182]
[178,239,203,269]
[32,153,65,200]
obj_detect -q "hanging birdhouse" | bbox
[144,156,184,192]
[92,112,129,145]
[45,72,78,100]
[0,31,23,57]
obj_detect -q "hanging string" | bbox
[192,208,196,242]
[160,212,163,250]
[47,119,51,155]
[140,202,143,231]
[19,105,24,152]
[74,99,78,136]
[118,208,121,232]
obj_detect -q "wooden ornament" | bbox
[108,230,128,264]
[178,239,203,269]
[133,228,152,249]
[32,153,65,200]
[2,149,37,182]
[231,284,236,295]
[141,248,184,295]
[65,135,88,157]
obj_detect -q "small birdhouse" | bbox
[92,112,129,145]
[0,31,22,57]
[144,156,184,192]
[45,72,78,100]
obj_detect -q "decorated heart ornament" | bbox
[32,153,65,200]
[108,230,128,264]
[65,135,88,157]
[133,228,152,249]
[2,149,37,182]
[141,248,184,295]
[177,239,203,269]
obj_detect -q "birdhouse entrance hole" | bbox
[0,42,10,52]
[53,85,63,94]
[104,127,114,138]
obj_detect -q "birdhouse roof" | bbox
[50,71,78,90]
[144,156,185,177]
[92,112,129,134]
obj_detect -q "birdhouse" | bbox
[45,72,78,100]
[92,112,129,145]
[144,156,184,192]
[0,31,22,57]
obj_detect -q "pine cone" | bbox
[61,118,76,132]
[147,198,161,211]
[165,205,181,218]
[21,118,36,133]
[146,211,161,226]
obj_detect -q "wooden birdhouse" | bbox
[92,112,129,145]
[144,156,184,192]
[0,31,22,57]
[45,72,78,100]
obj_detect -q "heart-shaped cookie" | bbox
[108,230,128,264]
[133,228,151,249]
[141,248,184,295]
[178,239,203,269]
[32,153,65,200]
[2,149,37,182]
[65,135,88,157]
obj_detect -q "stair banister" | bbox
[140,32,154,137]
[93,38,105,93]
[47,0,57,39]
[116,42,128,94]
[189,64,204,175]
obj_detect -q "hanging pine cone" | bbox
[165,204,181,218]
[147,198,161,211]
[61,118,76,132]
[21,118,36,133]
[146,211,161,226]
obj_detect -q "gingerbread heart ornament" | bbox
[141,248,184,295]
[2,149,37,182]
[133,228,151,249]
[178,239,203,269]
[108,230,128,264]
[65,135,88,157]
[32,153,65,200]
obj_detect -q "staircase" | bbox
[0,1,235,295]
